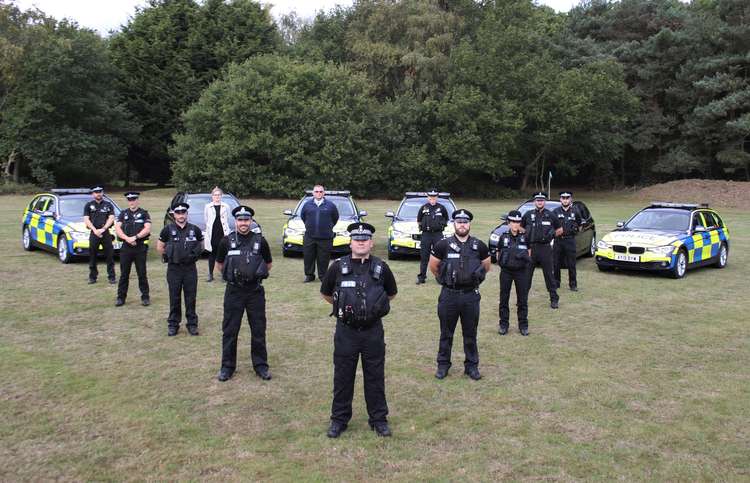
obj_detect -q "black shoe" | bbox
[255,367,272,380]
[304,275,315,283]
[370,422,392,437]
[327,421,347,438]
[570,285,578,292]
[520,328,529,336]
[416,277,425,285]
[168,326,179,337]
[88,278,96,284]
[498,326,508,335]
[206,275,214,282]
[115,298,124,307]
[217,368,233,382]
[141,297,150,306]
[108,277,116,285]
[187,326,199,336]
[435,367,449,379]
[465,367,482,380]
[550,300,559,309]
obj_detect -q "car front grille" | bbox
[613,245,627,253]
[613,245,645,254]
[629,247,645,254]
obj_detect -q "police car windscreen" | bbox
[398,199,455,220]
[59,196,120,219]
[297,197,355,217]
[626,209,690,231]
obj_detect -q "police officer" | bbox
[429,209,491,381]
[300,184,339,283]
[521,192,562,309]
[416,189,448,284]
[156,203,204,336]
[497,210,532,336]
[83,186,116,284]
[114,192,151,307]
[320,222,397,438]
[215,206,273,382]
[553,191,581,292]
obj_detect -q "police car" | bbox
[488,199,596,263]
[384,192,456,259]
[21,189,122,263]
[281,190,367,257]
[595,202,730,278]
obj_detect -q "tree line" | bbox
[1,0,748,196]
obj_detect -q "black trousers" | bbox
[499,268,529,331]
[418,231,443,279]
[117,248,149,301]
[167,263,198,329]
[528,243,559,303]
[88,232,115,280]
[221,284,268,372]
[303,236,332,279]
[332,320,388,426]
[436,287,480,370]
[554,237,577,288]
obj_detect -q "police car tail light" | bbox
[596,240,611,249]
[647,245,674,256]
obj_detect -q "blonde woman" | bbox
[204,187,231,281]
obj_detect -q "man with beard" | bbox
[521,192,562,309]
[553,191,582,291]
[83,186,116,284]
[114,191,151,307]
[416,189,448,285]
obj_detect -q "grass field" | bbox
[1,190,748,480]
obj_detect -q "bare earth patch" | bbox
[631,179,750,209]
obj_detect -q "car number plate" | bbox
[614,253,639,262]
[415,241,421,249]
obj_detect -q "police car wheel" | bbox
[22,226,36,251]
[58,236,72,264]
[670,250,688,279]
[586,234,596,258]
[387,250,401,260]
[713,243,728,268]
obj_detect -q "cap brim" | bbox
[351,235,372,240]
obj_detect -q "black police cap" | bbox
[532,191,548,200]
[232,205,255,219]
[452,209,473,222]
[172,202,190,213]
[124,191,140,200]
[507,210,523,222]
[559,190,573,198]
[426,188,439,197]
[347,222,375,240]
[90,186,104,193]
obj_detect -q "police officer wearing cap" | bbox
[215,205,273,382]
[320,222,397,438]
[428,209,491,381]
[156,203,204,336]
[416,189,448,284]
[114,192,151,307]
[497,210,532,335]
[521,192,562,309]
[83,186,116,284]
[553,191,582,292]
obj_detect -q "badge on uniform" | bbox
[531,214,536,221]
[227,250,240,256]
[447,253,460,259]
[231,241,236,249]
[341,281,356,287]
[503,239,509,247]
[90,204,95,210]
[124,214,129,220]
[542,221,551,225]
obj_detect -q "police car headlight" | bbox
[596,240,611,249]
[337,231,350,237]
[647,245,675,256]
[284,227,303,236]
[489,233,500,242]
[70,231,88,241]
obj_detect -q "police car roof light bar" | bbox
[51,188,93,194]
[649,201,704,209]
[304,190,351,196]
[404,191,451,198]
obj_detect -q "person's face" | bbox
[454,220,471,236]
[313,187,324,200]
[560,195,571,207]
[128,198,138,210]
[211,191,222,203]
[509,220,521,234]
[92,191,103,201]
[534,198,545,210]
[174,211,187,224]
[428,196,437,205]
[350,238,373,257]
[236,217,252,234]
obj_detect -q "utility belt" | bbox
[227,280,262,290]
[442,286,478,294]
[338,318,379,332]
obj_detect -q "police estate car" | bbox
[595,202,730,278]
[281,190,367,257]
[163,191,261,236]
[21,189,122,263]
[384,192,456,259]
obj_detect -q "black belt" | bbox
[442,286,477,293]
[339,319,377,331]
[227,281,261,290]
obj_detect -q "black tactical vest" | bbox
[222,232,269,286]
[438,236,486,288]
[525,209,556,243]
[120,208,150,250]
[332,255,390,328]
[420,204,447,232]
[165,223,201,264]
[498,232,531,270]
[553,206,579,237]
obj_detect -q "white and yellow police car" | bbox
[595,202,729,278]
[385,192,456,260]
[21,189,122,263]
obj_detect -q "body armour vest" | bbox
[438,236,486,288]
[420,204,447,232]
[222,232,269,286]
[166,224,201,264]
[332,255,390,328]
[498,232,531,270]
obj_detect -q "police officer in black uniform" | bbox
[497,210,532,336]
[114,192,151,307]
[215,206,273,382]
[521,192,562,309]
[83,186,116,284]
[416,189,448,284]
[156,203,204,336]
[553,190,582,292]
[429,209,491,381]
[320,222,397,438]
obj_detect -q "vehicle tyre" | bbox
[22,226,36,251]
[670,249,688,279]
[713,242,728,269]
[282,248,291,258]
[387,248,401,260]
[58,235,72,264]
[596,263,613,272]
[585,233,596,258]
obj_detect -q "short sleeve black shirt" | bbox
[431,236,490,261]
[214,232,272,264]
[83,199,115,228]
[117,208,151,237]
[320,257,398,297]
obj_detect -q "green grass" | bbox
[0,192,748,480]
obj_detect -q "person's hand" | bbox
[555,227,563,237]
[129,236,137,246]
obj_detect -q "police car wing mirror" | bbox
[283,209,293,216]
[693,225,707,233]
[359,210,367,217]
[385,211,395,218]
[42,210,54,218]
[616,221,625,228]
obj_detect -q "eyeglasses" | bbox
[313,190,324,193]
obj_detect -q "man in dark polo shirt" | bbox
[300,184,339,283]
[83,186,116,284]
